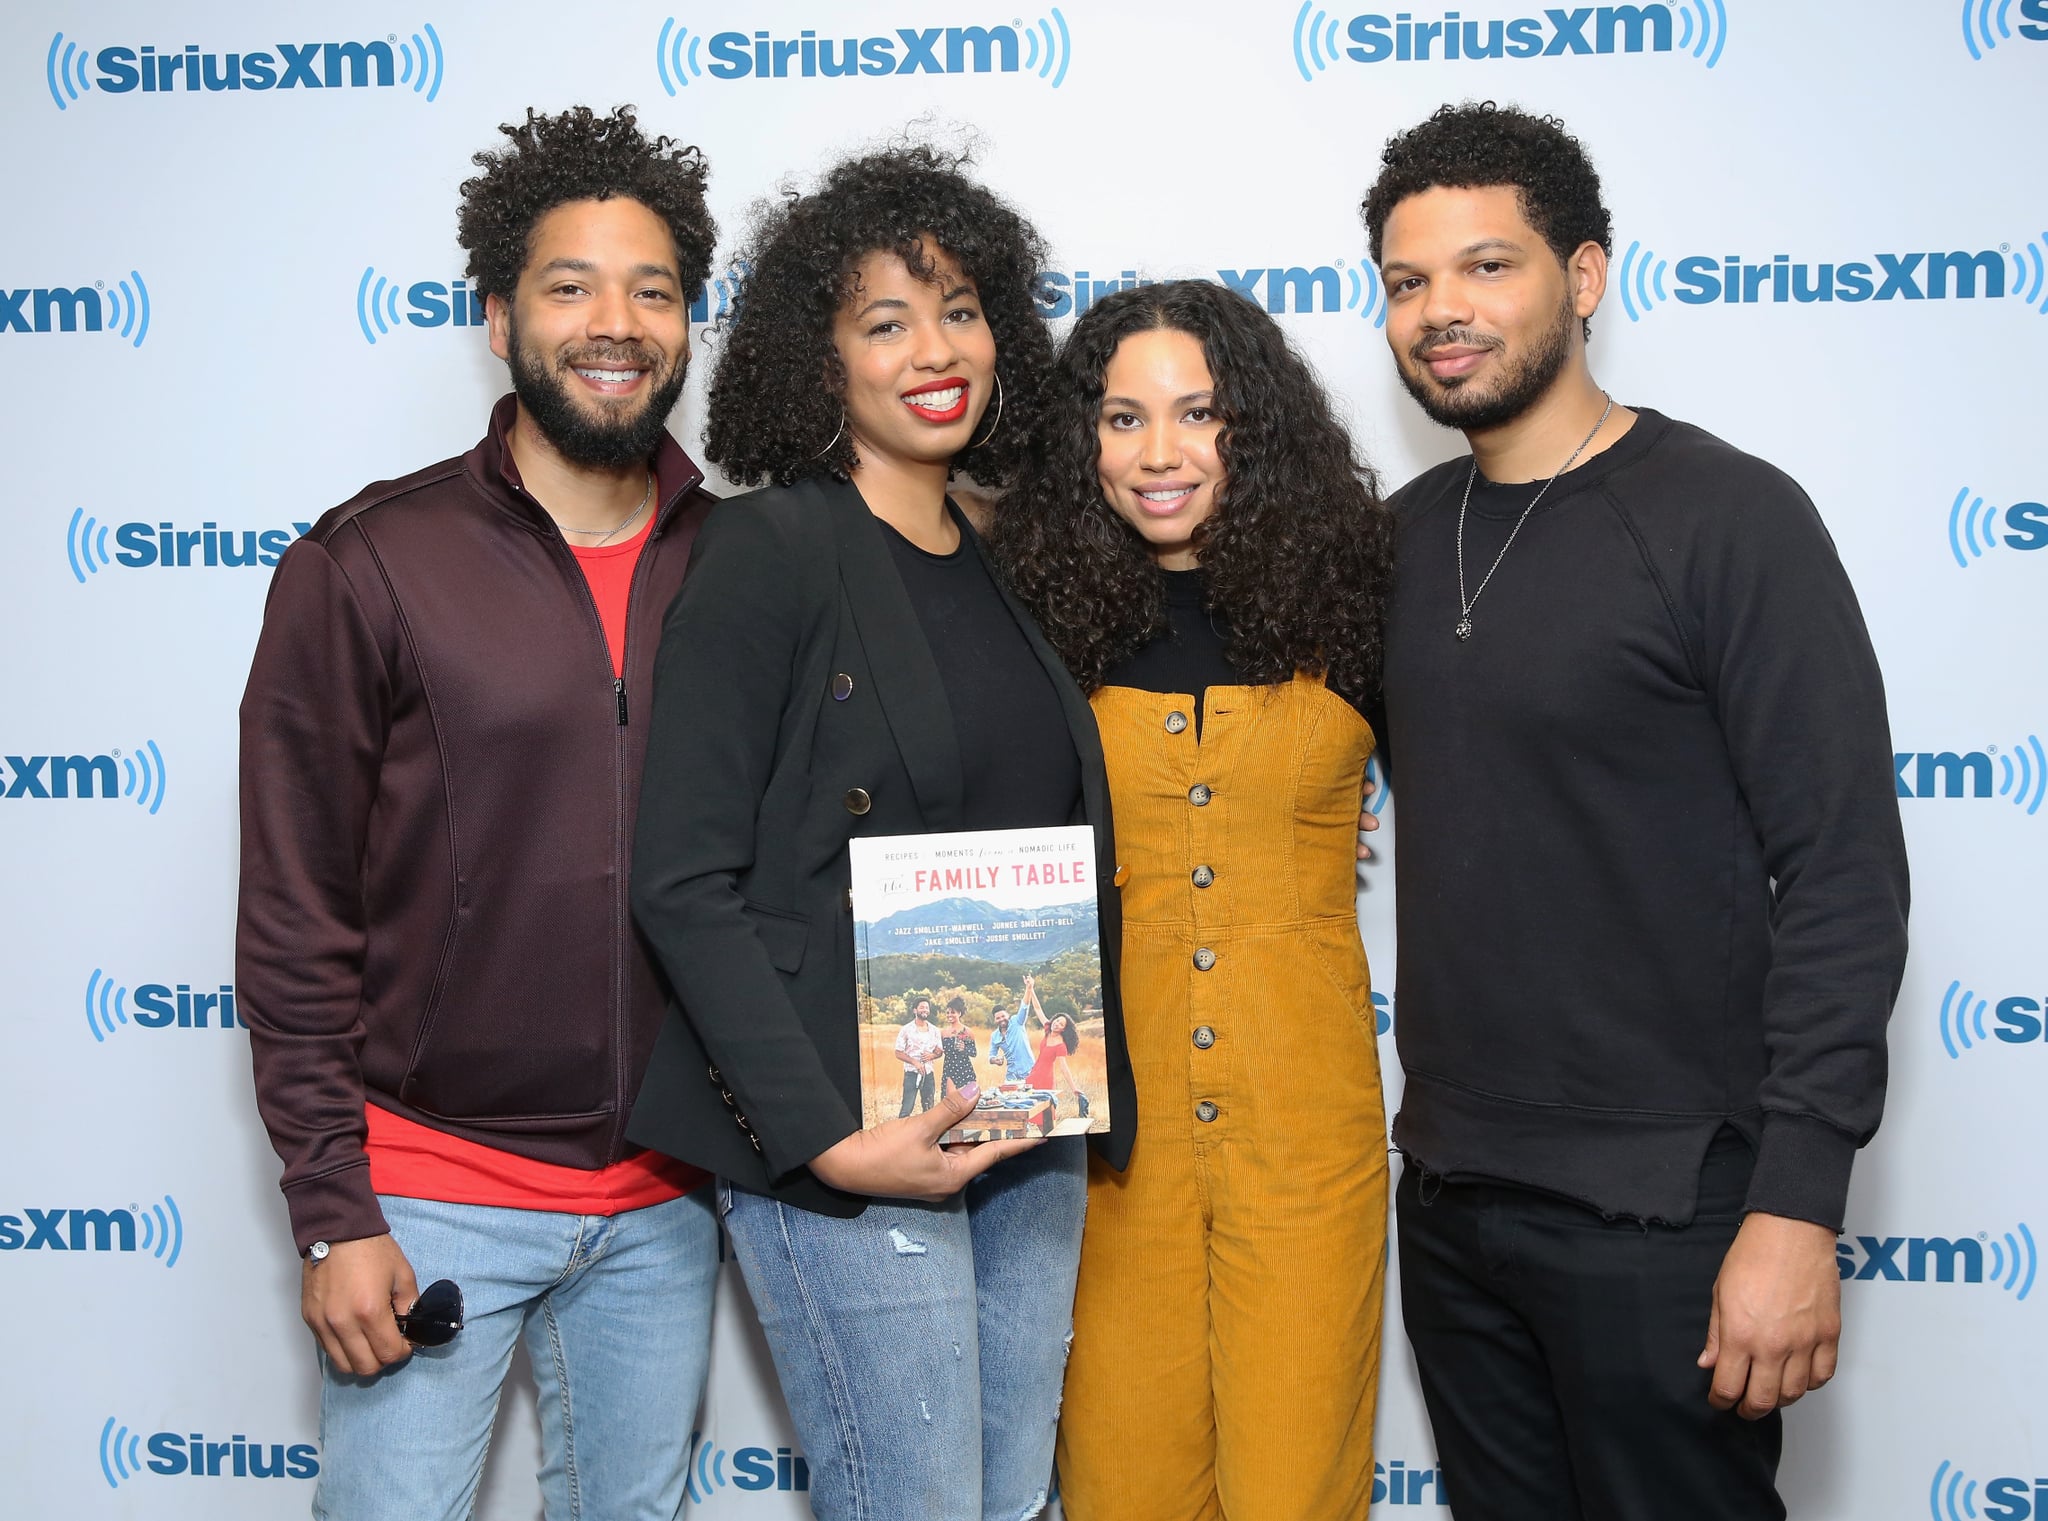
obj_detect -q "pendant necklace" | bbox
[1454,393,1613,641]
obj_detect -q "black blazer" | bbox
[626,475,1134,1217]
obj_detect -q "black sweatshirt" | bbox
[1381,408,1909,1230]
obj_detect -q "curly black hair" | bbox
[457,105,716,305]
[1361,101,1611,338]
[703,145,1054,488]
[989,280,1394,708]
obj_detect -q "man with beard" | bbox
[1357,103,1909,1518]
[237,106,721,1520]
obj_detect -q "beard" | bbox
[506,313,689,470]
[1399,292,1576,432]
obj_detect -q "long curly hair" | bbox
[1361,100,1611,339]
[704,145,1054,488]
[990,280,1393,706]
[457,105,716,302]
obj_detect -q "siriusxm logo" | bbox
[99,1419,316,1487]
[1837,1225,2036,1298]
[1040,262,1387,324]
[1963,0,2048,58]
[356,261,749,344]
[45,26,444,109]
[67,509,307,579]
[686,1431,810,1500]
[1934,1462,2048,1520]
[1937,981,2048,1059]
[1374,1458,1449,1506]
[2,744,167,812]
[0,1196,184,1265]
[1894,736,2046,813]
[84,969,240,1044]
[1,273,151,347]
[1615,234,2048,320]
[656,13,1071,91]
[1291,1,1724,78]
[1949,487,2048,567]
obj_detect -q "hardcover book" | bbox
[850,825,1110,1144]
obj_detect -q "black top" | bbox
[883,508,1083,827]
[1100,569,1235,734]
[1381,408,1909,1231]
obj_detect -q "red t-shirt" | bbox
[365,512,708,1211]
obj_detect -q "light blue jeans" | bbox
[313,1188,718,1521]
[721,1138,1088,1521]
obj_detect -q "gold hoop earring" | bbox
[810,409,847,461]
[968,373,1004,449]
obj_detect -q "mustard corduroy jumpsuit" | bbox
[1058,673,1387,1520]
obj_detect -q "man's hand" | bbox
[809,1084,1039,1203]
[302,1233,420,1376]
[1698,1212,1842,1419]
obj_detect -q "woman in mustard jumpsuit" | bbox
[993,280,1397,1519]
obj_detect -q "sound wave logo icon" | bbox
[1021,10,1075,84]
[84,968,130,1043]
[1346,263,1388,328]
[356,267,404,345]
[1948,487,2003,567]
[1996,735,2048,814]
[395,26,446,100]
[1960,0,2044,58]
[656,19,703,90]
[1675,0,1730,64]
[1291,3,1342,78]
[123,742,169,814]
[45,32,92,109]
[1617,240,1668,322]
[99,1417,144,1488]
[687,1431,729,1503]
[102,272,151,347]
[2012,232,2048,313]
[135,1195,185,1266]
[66,507,114,581]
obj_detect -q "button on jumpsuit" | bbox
[1058,674,1388,1520]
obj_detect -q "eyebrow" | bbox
[533,257,679,282]
[1101,391,1214,408]
[1382,237,1526,274]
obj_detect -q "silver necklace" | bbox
[565,470,653,546]
[1454,393,1613,641]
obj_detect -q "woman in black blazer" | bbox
[625,146,1132,1521]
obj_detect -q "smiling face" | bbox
[913,1001,932,1024]
[1378,185,1589,432]
[1094,327,1224,570]
[831,245,995,474]
[487,196,691,469]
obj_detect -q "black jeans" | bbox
[898,1067,935,1116]
[1396,1131,1784,1521]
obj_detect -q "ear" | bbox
[1568,240,1608,324]
[485,291,513,363]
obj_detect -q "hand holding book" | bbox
[807,1082,1043,1203]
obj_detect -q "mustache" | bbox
[559,344,665,371]
[1409,327,1506,363]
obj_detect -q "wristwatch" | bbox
[306,1240,331,1262]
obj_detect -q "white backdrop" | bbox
[2,2,2044,1516]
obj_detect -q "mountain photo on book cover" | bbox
[850,825,1109,1143]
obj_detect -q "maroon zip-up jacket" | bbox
[237,395,714,1252]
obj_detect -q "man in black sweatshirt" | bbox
[1359,104,1909,1518]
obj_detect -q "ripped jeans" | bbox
[719,1137,1088,1521]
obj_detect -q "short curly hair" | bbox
[989,280,1394,709]
[703,145,1054,488]
[457,105,716,306]
[1361,101,1611,338]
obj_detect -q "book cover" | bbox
[850,825,1110,1143]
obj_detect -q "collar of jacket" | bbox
[463,392,708,537]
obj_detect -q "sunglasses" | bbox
[394,1279,465,1348]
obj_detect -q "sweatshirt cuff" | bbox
[1743,1112,1859,1232]
[282,1162,389,1255]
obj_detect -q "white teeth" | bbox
[904,385,964,409]
[576,367,640,383]
[1138,488,1193,502]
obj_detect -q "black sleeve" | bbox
[630,505,861,1180]
[1683,464,1910,1229]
